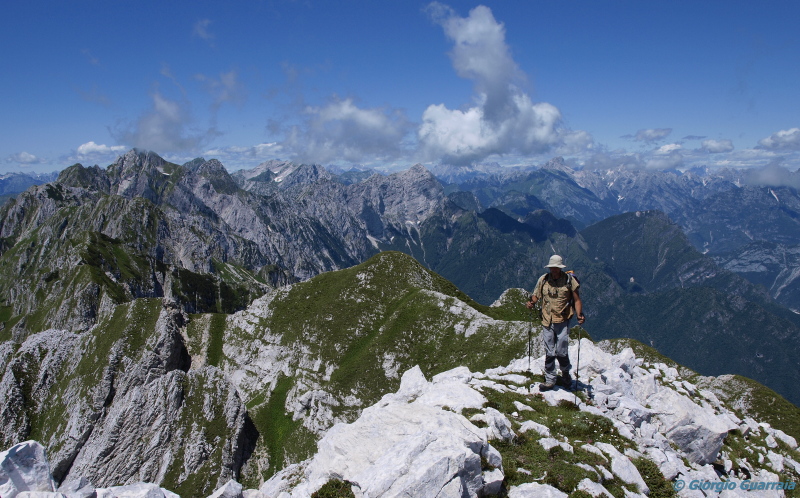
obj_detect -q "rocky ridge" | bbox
[4,338,799,497]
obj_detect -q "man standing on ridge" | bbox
[527,254,585,391]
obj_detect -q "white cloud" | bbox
[419,95,562,164]
[427,3,522,123]
[284,97,411,164]
[418,4,587,165]
[77,141,127,156]
[758,128,800,151]
[114,91,219,154]
[654,143,682,154]
[699,139,734,153]
[630,128,672,142]
[554,129,596,156]
[645,150,683,170]
[59,142,128,166]
[5,151,45,165]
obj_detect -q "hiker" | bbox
[526,254,585,391]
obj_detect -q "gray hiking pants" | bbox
[543,321,571,383]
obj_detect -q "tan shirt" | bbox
[534,272,579,326]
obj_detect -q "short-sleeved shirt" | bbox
[534,272,579,326]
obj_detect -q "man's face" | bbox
[549,266,562,278]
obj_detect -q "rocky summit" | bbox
[3,338,800,497]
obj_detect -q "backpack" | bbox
[537,270,579,315]
[539,270,579,291]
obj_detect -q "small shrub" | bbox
[557,399,580,411]
[633,457,676,498]
[312,479,355,498]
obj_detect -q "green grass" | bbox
[725,375,800,442]
[250,374,305,478]
[632,457,676,498]
[312,479,356,498]
[480,388,637,496]
[205,313,227,367]
[215,252,541,480]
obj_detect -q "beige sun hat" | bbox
[544,255,566,268]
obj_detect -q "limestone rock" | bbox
[648,388,729,464]
[94,482,179,497]
[208,479,244,498]
[261,366,495,497]
[0,441,56,496]
[507,482,568,497]
[594,442,648,495]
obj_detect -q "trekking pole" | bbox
[527,307,533,374]
[574,324,582,404]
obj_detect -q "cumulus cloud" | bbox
[426,3,522,123]
[283,97,411,164]
[645,152,683,170]
[113,91,219,154]
[628,128,672,143]
[77,142,127,156]
[655,143,682,154]
[418,3,587,165]
[61,142,128,166]
[5,152,45,166]
[699,139,734,154]
[758,128,800,151]
[744,160,800,188]
[554,129,596,156]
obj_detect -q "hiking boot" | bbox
[557,373,573,389]
[539,380,556,391]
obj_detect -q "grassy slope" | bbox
[186,251,539,483]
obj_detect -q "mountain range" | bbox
[1,149,800,495]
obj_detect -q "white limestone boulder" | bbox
[57,476,96,498]
[570,339,614,377]
[648,388,730,464]
[594,442,648,495]
[577,478,614,497]
[0,441,56,497]
[95,482,179,498]
[518,420,550,437]
[507,482,568,497]
[261,365,496,498]
[208,479,244,498]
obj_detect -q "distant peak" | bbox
[541,156,573,174]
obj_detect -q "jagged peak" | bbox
[55,163,110,192]
[109,148,167,176]
[182,157,206,172]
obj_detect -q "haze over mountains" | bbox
[1,149,800,495]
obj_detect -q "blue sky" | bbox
[2,1,799,174]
